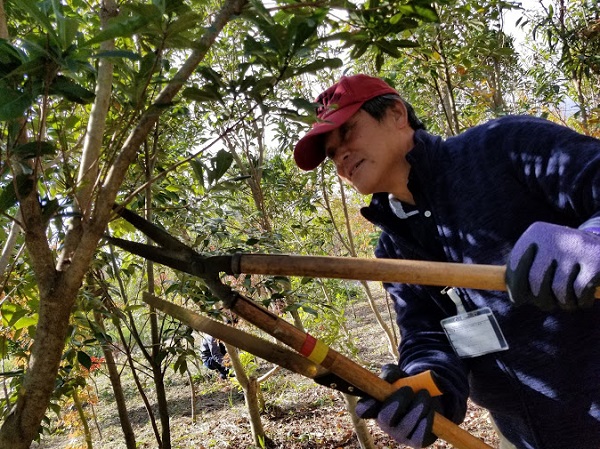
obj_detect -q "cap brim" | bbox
[294,102,363,171]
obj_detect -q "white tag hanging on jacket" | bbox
[440,288,509,358]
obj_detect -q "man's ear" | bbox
[390,100,409,128]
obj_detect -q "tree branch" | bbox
[65,0,248,290]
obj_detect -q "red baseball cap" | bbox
[294,74,399,171]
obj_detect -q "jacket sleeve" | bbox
[376,233,470,425]
[499,116,600,223]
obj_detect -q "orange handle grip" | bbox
[392,370,443,397]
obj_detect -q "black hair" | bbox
[361,94,426,130]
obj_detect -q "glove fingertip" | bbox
[355,398,379,419]
[506,244,538,306]
[579,280,598,309]
[380,364,405,383]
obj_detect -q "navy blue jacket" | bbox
[360,116,600,449]
[200,335,226,364]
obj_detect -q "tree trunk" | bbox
[0,211,22,282]
[145,133,172,449]
[0,0,7,40]
[0,283,78,449]
[186,367,197,423]
[342,393,375,449]
[72,388,93,449]
[117,324,163,445]
[359,280,398,358]
[94,311,137,449]
[573,74,591,135]
[490,56,506,114]
[225,343,268,446]
[245,376,267,447]
[151,365,171,449]
[326,175,398,358]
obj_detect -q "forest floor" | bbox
[32,291,499,449]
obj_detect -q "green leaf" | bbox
[12,141,57,159]
[208,150,233,184]
[42,198,60,222]
[49,76,95,104]
[196,66,225,88]
[165,12,202,38]
[85,14,150,46]
[294,58,343,77]
[14,0,60,46]
[495,47,515,56]
[0,184,17,216]
[0,40,26,76]
[387,16,419,30]
[1,303,21,326]
[0,175,35,215]
[47,402,62,416]
[375,52,384,72]
[394,4,439,23]
[93,50,142,61]
[123,304,146,313]
[0,88,32,121]
[174,356,188,376]
[244,0,275,26]
[228,175,252,182]
[189,159,205,186]
[182,87,222,103]
[389,39,420,49]
[291,17,319,51]
[54,2,80,50]
[77,351,93,370]
[350,42,370,60]
[300,305,318,317]
[0,369,24,378]
[13,314,38,330]
[375,40,402,57]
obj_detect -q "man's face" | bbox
[323,107,410,196]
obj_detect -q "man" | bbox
[200,334,230,380]
[294,74,600,449]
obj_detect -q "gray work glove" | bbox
[506,222,600,310]
[355,364,439,448]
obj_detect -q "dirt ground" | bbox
[32,293,500,449]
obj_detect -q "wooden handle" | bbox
[434,414,492,449]
[238,254,600,298]
[142,293,325,379]
[143,292,443,396]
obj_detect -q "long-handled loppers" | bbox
[106,205,498,449]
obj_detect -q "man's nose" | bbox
[333,145,350,164]
[333,148,350,175]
